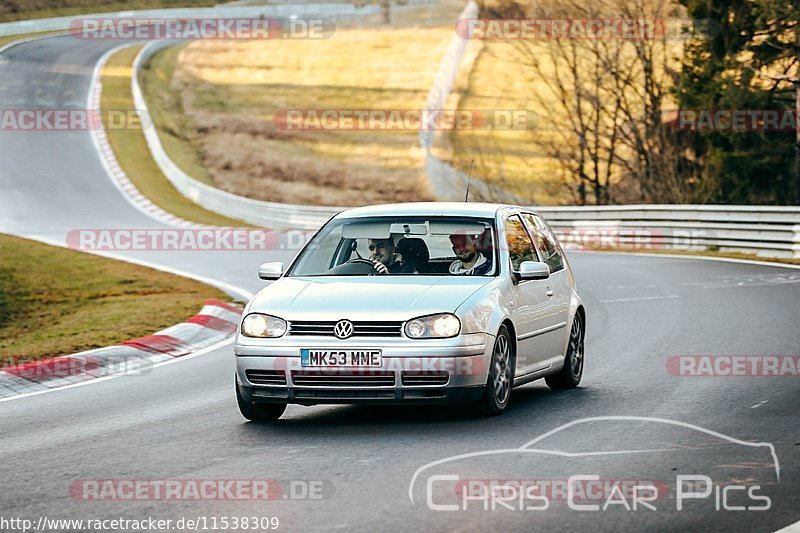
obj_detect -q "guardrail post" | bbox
[794,225,800,259]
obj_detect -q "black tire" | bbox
[236,381,286,422]
[476,324,514,416]
[545,312,584,390]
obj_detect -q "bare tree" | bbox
[506,0,711,204]
[507,0,631,204]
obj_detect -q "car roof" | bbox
[335,202,523,219]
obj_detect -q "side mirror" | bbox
[518,261,550,280]
[258,262,284,280]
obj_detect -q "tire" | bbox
[236,381,286,422]
[545,312,584,390]
[476,324,514,416]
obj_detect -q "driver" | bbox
[449,232,492,275]
[368,237,403,274]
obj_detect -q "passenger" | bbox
[368,237,403,274]
[449,233,493,275]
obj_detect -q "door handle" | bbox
[546,289,554,297]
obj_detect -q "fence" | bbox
[7,3,796,257]
[0,2,409,36]
[129,6,800,257]
[126,1,435,229]
[537,205,800,258]
[416,0,518,202]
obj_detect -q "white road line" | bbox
[598,294,681,303]
[4,232,254,302]
[1,35,258,403]
[751,400,769,409]
[579,250,800,271]
[700,279,800,290]
[86,42,194,229]
[0,337,234,404]
[0,32,68,56]
[774,520,800,533]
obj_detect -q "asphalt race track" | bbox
[1,35,799,532]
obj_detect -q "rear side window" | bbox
[523,213,564,273]
[504,215,537,271]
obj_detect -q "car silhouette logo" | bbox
[334,320,354,339]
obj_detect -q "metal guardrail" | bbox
[416,1,523,203]
[126,0,435,229]
[128,8,799,257]
[537,205,800,258]
[411,4,800,258]
[132,39,344,229]
[0,0,444,36]
[417,0,518,202]
[125,2,450,229]
[0,2,390,36]
[20,1,788,258]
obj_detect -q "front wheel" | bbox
[236,381,286,422]
[545,312,584,390]
[476,324,514,416]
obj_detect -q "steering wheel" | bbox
[326,258,381,275]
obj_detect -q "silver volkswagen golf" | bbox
[235,202,585,421]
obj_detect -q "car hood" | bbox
[247,276,494,321]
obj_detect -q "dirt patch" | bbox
[145,17,468,206]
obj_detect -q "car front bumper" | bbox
[235,333,492,406]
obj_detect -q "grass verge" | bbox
[449,41,565,204]
[137,0,468,206]
[0,233,232,364]
[0,30,63,49]
[101,45,252,227]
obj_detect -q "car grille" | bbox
[401,371,450,386]
[291,370,395,387]
[288,321,403,337]
[295,390,396,400]
[245,370,287,386]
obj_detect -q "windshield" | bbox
[287,216,497,277]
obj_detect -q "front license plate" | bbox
[300,349,382,367]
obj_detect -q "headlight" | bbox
[241,313,287,338]
[404,313,461,339]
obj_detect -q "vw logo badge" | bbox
[333,320,354,339]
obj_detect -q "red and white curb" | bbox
[1,37,254,402]
[88,44,206,230]
[0,300,242,399]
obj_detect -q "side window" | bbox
[523,213,564,273]
[504,215,537,271]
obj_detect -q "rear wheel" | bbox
[236,381,286,422]
[476,324,514,416]
[545,312,584,390]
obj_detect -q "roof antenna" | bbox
[464,159,474,202]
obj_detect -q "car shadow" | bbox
[236,383,597,435]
